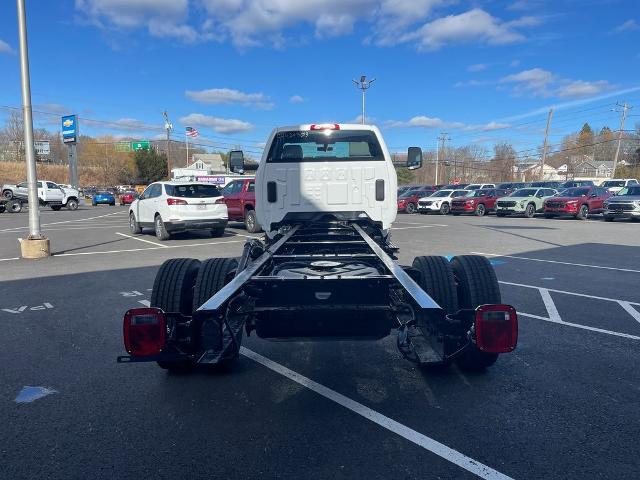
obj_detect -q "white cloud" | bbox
[556,80,612,98]
[185,88,272,108]
[501,68,613,98]
[179,113,253,134]
[501,67,555,96]
[289,95,304,104]
[0,39,15,55]
[385,115,512,133]
[399,9,536,51]
[467,63,488,72]
[75,1,540,51]
[454,79,491,88]
[613,19,638,33]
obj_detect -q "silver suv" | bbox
[603,185,640,221]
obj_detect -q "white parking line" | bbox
[618,301,640,325]
[499,281,640,306]
[392,225,448,230]
[53,239,245,258]
[241,347,512,480]
[0,211,126,232]
[472,251,640,274]
[394,222,448,226]
[0,257,20,262]
[519,312,640,341]
[539,289,561,322]
[138,300,151,307]
[116,232,168,248]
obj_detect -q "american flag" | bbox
[185,126,199,138]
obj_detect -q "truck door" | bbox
[45,182,64,203]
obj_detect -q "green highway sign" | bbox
[131,140,150,151]
[115,142,131,152]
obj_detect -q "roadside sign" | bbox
[131,140,150,151]
[61,115,78,144]
[34,141,50,155]
[196,175,227,185]
[115,142,132,152]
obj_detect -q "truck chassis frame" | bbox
[118,219,516,370]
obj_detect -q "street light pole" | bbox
[352,75,376,124]
[163,111,173,179]
[16,0,49,257]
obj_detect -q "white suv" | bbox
[418,189,469,215]
[128,182,228,240]
[601,178,638,194]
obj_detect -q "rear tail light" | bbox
[215,197,226,204]
[310,123,340,130]
[167,198,188,206]
[123,308,166,356]
[474,304,518,353]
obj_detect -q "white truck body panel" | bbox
[256,124,397,236]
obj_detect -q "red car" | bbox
[119,191,137,206]
[451,189,508,216]
[543,186,611,219]
[397,186,436,213]
[221,178,260,232]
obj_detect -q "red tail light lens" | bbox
[310,123,340,130]
[167,198,188,205]
[215,197,226,204]
[123,308,166,356]
[474,304,518,353]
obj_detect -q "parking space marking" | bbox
[519,312,640,341]
[0,211,126,232]
[472,251,640,274]
[539,289,561,322]
[52,239,245,258]
[392,225,448,230]
[116,232,169,248]
[618,301,640,325]
[241,347,512,480]
[500,281,640,306]
[0,257,20,262]
[394,222,448,226]
[138,300,151,307]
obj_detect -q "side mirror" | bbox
[229,150,245,174]
[590,193,597,198]
[406,147,422,170]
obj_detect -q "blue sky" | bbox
[0,0,639,159]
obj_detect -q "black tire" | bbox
[151,258,201,372]
[211,226,226,237]
[440,203,450,215]
[193,258,241,368]
[412,256,458,314]
[244,209,261,233]
[0,205,5,214]
[576,204,589,220]
[192,258,238,311]
[66,198,79,211]
[8,200,22,213]
[129,212,142,234]
[50,205,62,211]
[92,201,97,207]
[524,203,536,218]
[450,255,501,371]
[474,203,486,216]
[110,202,116,206]
[3,190,13,199]
[604,216,614,222]
[154,215,171,241]
[405,202,417,214]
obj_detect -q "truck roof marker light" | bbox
[310,124,340,131]
[123,308,166,357]
[474,304,518,353]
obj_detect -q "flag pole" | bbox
[185,129,189,166]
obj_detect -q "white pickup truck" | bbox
[1,180,80,211]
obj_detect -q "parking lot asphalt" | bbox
[2,206,639,479]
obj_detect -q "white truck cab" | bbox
[256,124,417,236]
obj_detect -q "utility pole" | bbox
[540,108,553,180]
[163,111,173,179]
[16,0,49,257]
[435,133,449,185]
[612,102,631,179]
[352,75,376,124]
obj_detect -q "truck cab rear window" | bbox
[266,130,384,163]
[165,184,221,198]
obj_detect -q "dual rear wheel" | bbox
[150,257,239,373]
[412,254,500,371]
